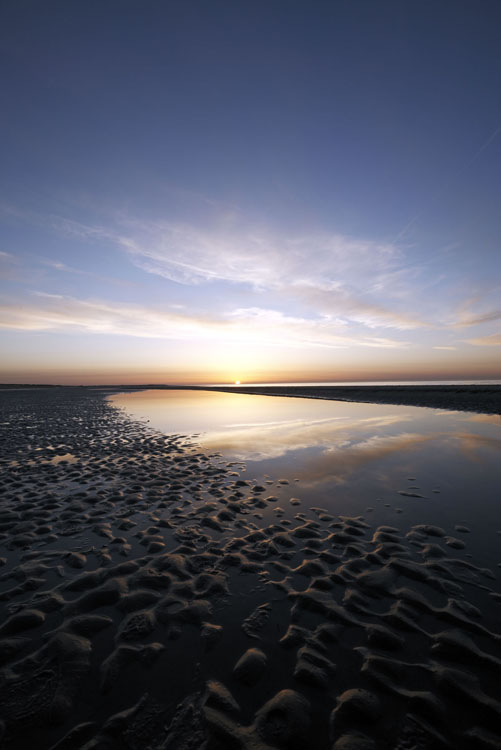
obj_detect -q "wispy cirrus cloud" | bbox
[466,333,501,347]
[0,294,409,350]
[21,207,397,296]
[455,309,501,327]
[5,205,488,336]
[288,283,429,330]
[450,291,501,329]
[42,213,431,331]
[115,220,400,290]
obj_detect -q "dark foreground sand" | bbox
[1,388,501,750]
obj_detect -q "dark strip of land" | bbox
[198,384,501,414]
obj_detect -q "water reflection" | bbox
[295,432,436,485]
[466,413,501,425]
[200,414,412,462]
[110,390,501,558]
[110,389,500,478]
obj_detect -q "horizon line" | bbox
[1,378,501,389]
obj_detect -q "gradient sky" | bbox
[1,0,500,384]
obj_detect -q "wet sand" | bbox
[1,387,501,749]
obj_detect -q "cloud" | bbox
[0,207,435,331]
[466,333,501,346]
[202,414,411,462]
[120,222,400,290]
[433,345,457,350]
[0,295,214,339]
[228,307,409,348]
[455,309,501,327]
[33,291,65,300]
[56,216,430,331]
[71,216,404,308]
[41,259,90,274]
[290,283,429,330]
[6,206,402,293]
[293,432,438,484]
[0,294,409,350]
[451,292,501,328]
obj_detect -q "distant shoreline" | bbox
[1,383,500,414]
[196,384,501,415]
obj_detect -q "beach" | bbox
[1,386,501,750]
[2,1,500,746]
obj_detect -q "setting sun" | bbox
[235,380,241,385]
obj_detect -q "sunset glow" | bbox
[0,3,499,384]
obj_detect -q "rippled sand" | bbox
[0,388,500,749]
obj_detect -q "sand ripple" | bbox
[0,388,500,749]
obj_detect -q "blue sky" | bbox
[1,0,500,383]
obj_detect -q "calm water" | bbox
[110,389,501,565]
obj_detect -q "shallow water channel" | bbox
[110,389,501,568]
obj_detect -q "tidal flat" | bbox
[1,387,501,750]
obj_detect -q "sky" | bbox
[1,0,500,385]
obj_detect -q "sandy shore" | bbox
[1,387,501,749]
